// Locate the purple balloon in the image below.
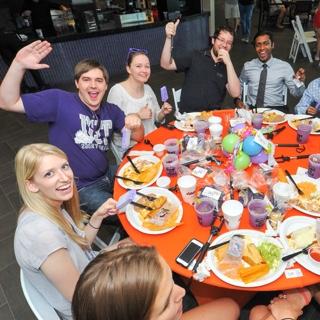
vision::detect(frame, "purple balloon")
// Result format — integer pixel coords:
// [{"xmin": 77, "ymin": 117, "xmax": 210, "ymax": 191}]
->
[{"xmin": 250, "ymin": 150, "xmax": 268, "ymax": 164}]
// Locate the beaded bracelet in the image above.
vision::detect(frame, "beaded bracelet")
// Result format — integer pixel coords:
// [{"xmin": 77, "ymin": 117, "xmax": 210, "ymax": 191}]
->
[{"xmin": 88, "ymin": 221, "xmax": 99, "ymax": 229}]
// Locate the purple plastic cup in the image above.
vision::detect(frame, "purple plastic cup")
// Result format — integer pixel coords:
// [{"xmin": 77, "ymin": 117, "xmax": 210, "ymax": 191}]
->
[
  {"xmin": 252, "ymin": 114, "xmax": 263, "ymax": 129},
  {"xmin": 162, "ymin": 154, "xmax": 179, "ymax": 177},
  {"xmin": 248, "ymin": 199, "xmax": 268, "ymax": 228},
  {"xmin": 308, "ymin": 154, "xmax": 320, "ymax": 179},
  {"xmin": 297, "ymin": 124, "xmax": 312, "ymax": 143},
  {"xmin": 194, "ymin": 197, "xmax": 216, "ymax": 226},
  {"xmin": 164, "ymin": 138, "xmax": 179, "ymax": 155},
  {"xmin": 194, "ymin": 120, "xmax": 209, "ymax": 134}
]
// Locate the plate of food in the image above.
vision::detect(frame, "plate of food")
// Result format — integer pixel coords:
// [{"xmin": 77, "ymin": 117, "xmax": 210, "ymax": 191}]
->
[
  {"xmin": 117, "ymin": 155, "xmax": 163, "ymax": 190},
  {"xmin": 279, "ymin": 216, "xmax": 320, "ymax": 275},
  {"xmin": 125, "ymin": 187, "xmax": 183, "ymax": 234},
  {"xmin": 287, "ymin": 115, "xmax": 320, "ymax": 135},
  {"xmin": 257, "ymin": 109, "xmax": 287, "ymax": 125},
  {"xmin": 207, "ymin": 229, "xmax": 286, "ymax": 287},
  {"xmin": 287, "ymin": 175, "xmax": 320, "ymax": 217},
  {"xmin": 174, "ymin": 112, "xmax": 201, "ymax": 132}
]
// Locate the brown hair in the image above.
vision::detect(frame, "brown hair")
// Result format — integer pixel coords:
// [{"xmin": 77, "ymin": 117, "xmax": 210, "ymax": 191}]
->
[
  {"xmin": 15, "ymin": 143, "xmax": 89, "ymax": 248},
  {"xmin": 72, "ymin": 246, "xmax": 163, "ymax": 320},
  {"xmin": 126, "ymin": 48, "xmax": 149, "ymax": 67},
  {"xmin": 74, "ymin": 59, "xmax": 109, "ymax": 83}
]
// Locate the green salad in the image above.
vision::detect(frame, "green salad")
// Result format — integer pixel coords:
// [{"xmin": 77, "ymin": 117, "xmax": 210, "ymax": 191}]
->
[{"xmin": 257, "ymin": 241, "xmax": 282, "ymax": 269}]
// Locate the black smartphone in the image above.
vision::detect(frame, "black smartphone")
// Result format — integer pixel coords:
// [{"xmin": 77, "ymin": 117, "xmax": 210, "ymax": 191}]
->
[{"xmin": 176, "ymin": 238, "xmax": 203, "ymax": 268}]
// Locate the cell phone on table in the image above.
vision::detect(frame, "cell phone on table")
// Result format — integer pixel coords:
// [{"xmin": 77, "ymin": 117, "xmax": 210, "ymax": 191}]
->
[{"xmin": 176, "ymin": 238, "xmax": 203, "ymax": 268}]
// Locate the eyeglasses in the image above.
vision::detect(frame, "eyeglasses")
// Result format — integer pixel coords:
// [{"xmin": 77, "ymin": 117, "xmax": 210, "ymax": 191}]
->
[
  {"xmin": 215, "ymin": 37, "xmax": 233, "ymax": 47},
  {"xmin": 127, "ymin": 47, "xmax": 148, "ymax": 63}
]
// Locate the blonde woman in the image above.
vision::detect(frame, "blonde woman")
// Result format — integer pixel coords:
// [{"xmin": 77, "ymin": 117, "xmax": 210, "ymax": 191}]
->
[
  {"xmin": 72, "ymin": 246, "xmax": 240, "ymax": 320},
  {"xmin": 14, "ymin": 143, "xmax": 123, "ymax": 319}
]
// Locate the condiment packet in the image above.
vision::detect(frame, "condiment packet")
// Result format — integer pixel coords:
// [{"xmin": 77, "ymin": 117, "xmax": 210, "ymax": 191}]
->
[
  {"xmin": 192, "ymin": 257, "xmax": 211, "ymax": 282},
  {"xmin": 284, "ymin": 268, "xmax": 303, "ymax": 278}
]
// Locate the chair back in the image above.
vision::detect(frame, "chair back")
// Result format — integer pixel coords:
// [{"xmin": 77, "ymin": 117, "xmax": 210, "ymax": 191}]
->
[
  {"xmin": 20, "ymin": 269, "xmax": 60, "ymax": 320},
  {"xmin": 172, "ymin": 88, "xmax": 182, "ymax": 119}
]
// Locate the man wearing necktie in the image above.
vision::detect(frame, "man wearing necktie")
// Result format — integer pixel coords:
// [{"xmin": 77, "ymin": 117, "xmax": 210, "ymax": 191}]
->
[{"xmin": 235, "ymin": 31, "xmax": 306, "ymax": 113}]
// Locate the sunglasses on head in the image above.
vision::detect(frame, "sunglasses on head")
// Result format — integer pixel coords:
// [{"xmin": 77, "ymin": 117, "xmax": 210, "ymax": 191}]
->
[{"xmin": 127, "ymin": 47, "xmax": 149, "ymax": 63}]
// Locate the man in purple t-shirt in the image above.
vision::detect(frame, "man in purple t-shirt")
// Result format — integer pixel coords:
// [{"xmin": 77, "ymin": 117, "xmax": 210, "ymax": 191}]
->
[{"xmin": 0, "ymin": 40, "xmax": 144, "ymax": 214}]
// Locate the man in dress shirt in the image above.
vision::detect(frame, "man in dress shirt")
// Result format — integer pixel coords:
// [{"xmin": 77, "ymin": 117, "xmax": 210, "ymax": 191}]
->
[
  {"xmin": 295, "ymin": 79, "xmax": 320, "ymax": 115},
  {"xmin": 235, "ymin": 30, "xmax": 306, "ymax": 113},
  {"xmin": 160, "ymin": 21, "xmax": 240, "ymax": 113}
]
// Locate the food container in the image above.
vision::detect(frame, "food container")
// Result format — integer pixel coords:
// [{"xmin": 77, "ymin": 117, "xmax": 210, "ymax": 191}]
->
[
  {"xmin": 156, "ymin": 176, "xmax": 171, "ymax": 189},
  {"xmin": 308, "ymin": 246, "xmax": 320, "ymax": 265}
]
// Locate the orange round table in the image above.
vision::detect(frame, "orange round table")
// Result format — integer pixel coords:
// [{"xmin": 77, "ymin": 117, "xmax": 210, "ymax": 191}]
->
[{"xmin": 114, "ymin": 110, "xmax": 320, "ymax": 292}]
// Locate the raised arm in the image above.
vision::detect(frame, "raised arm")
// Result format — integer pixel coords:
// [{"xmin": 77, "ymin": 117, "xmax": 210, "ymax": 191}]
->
[
  {"xmin": 125, "ymin": 113, "xmax": 144, "ymax": 142},
  {"xmin": 160, "ymin": 20, "xmax": 179, "ymax": 70},
  {"xmin": 0, "ymin": 40, "xmax": 52, "ymax": 112}
]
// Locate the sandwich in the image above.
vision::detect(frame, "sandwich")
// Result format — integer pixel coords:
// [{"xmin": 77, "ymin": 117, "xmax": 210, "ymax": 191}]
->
[{"xmin": 287, "ymin": 225, "xmax": 316, "ymax": 249}]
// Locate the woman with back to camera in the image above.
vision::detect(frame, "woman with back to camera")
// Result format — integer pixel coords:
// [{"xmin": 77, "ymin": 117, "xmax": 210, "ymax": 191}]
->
[
  {"xmin": 107, "ymin": 48, "xmax": 172, "ymax": 154},
  {"xmin": 14, "ymin": 143, "xmax": 126, "ymax": 319},
  {"xmin": 72, "ymin": 245, "xmax": 240, "ymax": 320}
]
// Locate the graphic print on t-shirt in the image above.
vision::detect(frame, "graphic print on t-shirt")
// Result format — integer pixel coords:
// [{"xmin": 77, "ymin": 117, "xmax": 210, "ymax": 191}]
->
[{"xmin": 74, "ymin": 113, "xmax": 112, "ymax": 151}]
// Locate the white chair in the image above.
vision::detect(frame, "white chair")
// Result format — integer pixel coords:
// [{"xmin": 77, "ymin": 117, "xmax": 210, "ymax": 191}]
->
[
  {"xmin": 289, "ymin": 16, "xmax": 316, "ymax": 63},
  {"xmin": 20, "ymin": 269, "xmax": 60, "ymax": 320},
  {"xmin": 172, "ymin": 88, "xmax": 182, "ymax": 118},
  {"xmin": 242, "ymin": 82, "xmax": 288, "ymax": 107}
]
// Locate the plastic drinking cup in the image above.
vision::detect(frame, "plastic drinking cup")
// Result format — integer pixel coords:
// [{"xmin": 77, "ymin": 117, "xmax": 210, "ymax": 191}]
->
[
  {"xmin": 297, "ymin": 124, "xmax": 312, "ymax": 143},
  {"xmin": 164, "ymin": 138, "xmax": 179, "ymax": 155},
  {"xmin": 177, "ymin": 175, "xmax": 197, "ymax": 205},
  {"xmin": 307, "ymin": 154, "xmax": 320, "ymax": 179},
  {"xmin": 272, "ymin": 182, "xmax": 293, "ymax": 207},
  {"xmin": 208, "ymin": 116, "xmax": 222, "ymax": 125},
  {"xmin": 252, "ymin": 113, "xmax": 263, "ymax": 129},
  {"xmin": 221, "ymin": 200, "xmax": 244, "ymax": 230},
  {"xmin": 194, "ymin": 197, "xmax": 216, "ymax": 226},
  {"xmin": 194, "ymin": 120, "xmax": 208, "ymax": 134},
  {"xmin": 248, "ymin": 199, "xmax": 268, "ymax": 228},
  {"xmin": 209, "ymin": 123, "xmax": 223, "ymax": 138},
  {"xmin": 153, "ymin": 144, "xmax": 166, "ymax": 157},
  {"xmin": 162, "ymin": 154, "xmax": 179, "ymax": 177}
]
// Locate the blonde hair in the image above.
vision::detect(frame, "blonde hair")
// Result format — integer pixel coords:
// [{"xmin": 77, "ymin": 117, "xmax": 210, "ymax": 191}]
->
[
  {"xmin": 15, "ymin": 143, "xmax": 89, "ymax": 248},
  {"xmin": 72, "ymin": 246, "xmax": 163, "ymax": 320}
]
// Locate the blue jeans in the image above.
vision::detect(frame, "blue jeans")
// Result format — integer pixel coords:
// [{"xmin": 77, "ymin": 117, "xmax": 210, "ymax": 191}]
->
[
  {"xmin": 239, "ymin": 4, "xmax": 254, "ymax": 39},
  {"xmin": 78, "ymin": 165, "xmax": 117, "ymax": 215}
]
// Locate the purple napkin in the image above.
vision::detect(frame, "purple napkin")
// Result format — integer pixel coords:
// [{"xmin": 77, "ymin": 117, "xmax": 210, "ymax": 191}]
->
[
  {"xmin": 116, "ymin": 190, "xmax": 136, "ymax": 210},
  {"xmin": 160, "ymin": 86, "xmax": 169, "ymax": 102}
]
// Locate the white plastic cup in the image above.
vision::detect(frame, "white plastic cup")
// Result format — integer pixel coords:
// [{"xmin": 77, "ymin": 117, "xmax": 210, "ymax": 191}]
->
[
  {"xmin": 272, "ymin": 182, "xmax": 293, "ymax": 206},
  {"xmin": 221, "ymin": 200, "xmax": 244, "ymax": 230},
  {"xmin": 153, "ymin": 144, "xmax": 166, "ymax": 157},
  {"xmin": 208, "ymin": 116, "xmax": 222, "ymax": 125},
  {"xmin": 209, "ymin": 124, "xmax": 223, "ymax": 138},
  {"xmin": 177, "ymin": 175, "xmax": 197, "ymax": 205}
]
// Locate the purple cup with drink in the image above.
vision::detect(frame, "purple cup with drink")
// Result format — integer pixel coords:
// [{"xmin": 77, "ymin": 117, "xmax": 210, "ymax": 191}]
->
[
  {"xmin": 248, "ymin": 199, "xmax": 268, "ymax": 228},
  {"xmin": 194, "ymin": 197, "xmax": 216, "ymax": 226},
  {"xmin": 297, "ymin": 123, "xmax": 312, "ymax": 143},
  {"xmin": 252, "ymin": 113, "xmax": 263, "ymax": 129},
  {"xmin": 308, "ymin": 154, "xmax": 320, "ymax": 179},
  {"xmin": 162, "ymin": 154, "xmax": 179, "ymax": 177},
  {"xmin": 164, "ymin": 138, "xmax": 179, "ymax": 155},
  {"xmin": 194, "ymin": 120, "xmax": 209, "ymax": 134}
]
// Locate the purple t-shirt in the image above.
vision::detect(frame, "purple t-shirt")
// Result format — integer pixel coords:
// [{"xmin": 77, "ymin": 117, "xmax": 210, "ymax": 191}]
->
[{"xmin": 22, "ymin": 89, "xmax": 125, "ymax": 189}]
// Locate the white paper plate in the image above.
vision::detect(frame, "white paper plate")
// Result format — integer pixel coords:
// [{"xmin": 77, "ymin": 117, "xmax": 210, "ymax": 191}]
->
[
  {"xmin": 207, "ymin": 229, "xmax": 287, "ymax": 288},
  {"xmin": 174, "ymin": 112, "xmax": 201, "ymax": 132},
  {"xmin": 287, "ymin": 115, "xmax": 320, "ymax": 135},
  {"xmin": 279, "ymin": 216, "xmax": 320, "ymax": 275},
  {"xmin": 125, "ymin": 187, "xmax": 183, "ymax": 234},
  {"xmin": 257, "ymin": 108, "xmax": 287, "ymax": 125},
  {"xmin": 286, "ymin": 175, "xmax": 320, "ymax": 217},
  {"xmin": 117, "ymin": 155, "xmax": 163, "ymax": 190}
]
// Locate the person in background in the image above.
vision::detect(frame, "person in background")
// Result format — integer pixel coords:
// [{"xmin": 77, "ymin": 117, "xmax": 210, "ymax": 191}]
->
[
  {"xmin": 224, "ymin": 0, "xmax": 240, "ymax": 34},
  {"xmin": 239, "ymin": 0, "xmax": 254, "ymax": 43},
  {"xmin": 72, "ymin": 245, "xmax": 240, "ymax": 320},
  {"xmin": 0, "ymin": 40, "xmax": 144, "ymax": 215},
  {"xmin": 295, "ymin": 77, "xmax": 320, "ymax": 115},
  {"xmin": 269, "ymin": 0, "xmax": 288, "ymax": 30},
  {"xmin": 107, "ymin": 48, "xmax": 172, "ymax": 155},
  {"xmin": 0, "ymin": 0, "xmax": 49, "ymax": 92},
  {"xmin": 14, "ymin": 143, "xmax": 130, "ymax": 320},
  {"xmin": 313, "ymin": 1, "xmax": 320, "ymax": 62},
  {"xmin": 235, "ymin": 30, "xmax": 305, "ymax": 113},
  {"xmin": 160, "ymin": 20, "xmax": 240, "ymax": 113}
]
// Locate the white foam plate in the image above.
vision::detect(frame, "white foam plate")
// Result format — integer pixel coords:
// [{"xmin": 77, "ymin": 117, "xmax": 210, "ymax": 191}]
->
[{"xmin": 174, "ymin": 112, "xmax": 201, "ymax": 132}]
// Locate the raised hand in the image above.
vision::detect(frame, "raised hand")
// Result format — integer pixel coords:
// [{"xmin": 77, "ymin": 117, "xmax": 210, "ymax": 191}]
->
[
  {"xmin": 14, "ymin": 40, "xmax": 52, "ymax": 70},
  {"xmin": 90, "ymin": 198, "xmax": 119, "ymax": 228},
  {"xmin": 125, "ymin": 113, "xmax": 142, "ymax": 129},
  {"xmin": 160, "ymin": 102, "xmax": 173, "ymax": 115},
  {"xmin": 138, "ymin": 104, "xmax": 152, "ymax": 120},
  {"xmin": 165, "ymin": 19, "xmax": 180, "ymax": 38},
  {"xmin": 294, "ymin": 67, "xmax": 305, "ymax": 82}
]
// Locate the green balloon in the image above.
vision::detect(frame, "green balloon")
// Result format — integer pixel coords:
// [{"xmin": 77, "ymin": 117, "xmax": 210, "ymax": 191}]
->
[
  {"xmin": 234, "ymin": 151, "xmax": 250, "ymax": 170},
  {"xmin": 222, "ymin": 134, "xmax": 240, "ymax": 153}
]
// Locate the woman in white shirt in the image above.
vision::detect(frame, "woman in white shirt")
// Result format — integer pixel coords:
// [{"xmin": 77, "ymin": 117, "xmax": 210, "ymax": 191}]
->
[{"xmin": 107, "ymin": 48, "xmax": 172, "ymax": 153}]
